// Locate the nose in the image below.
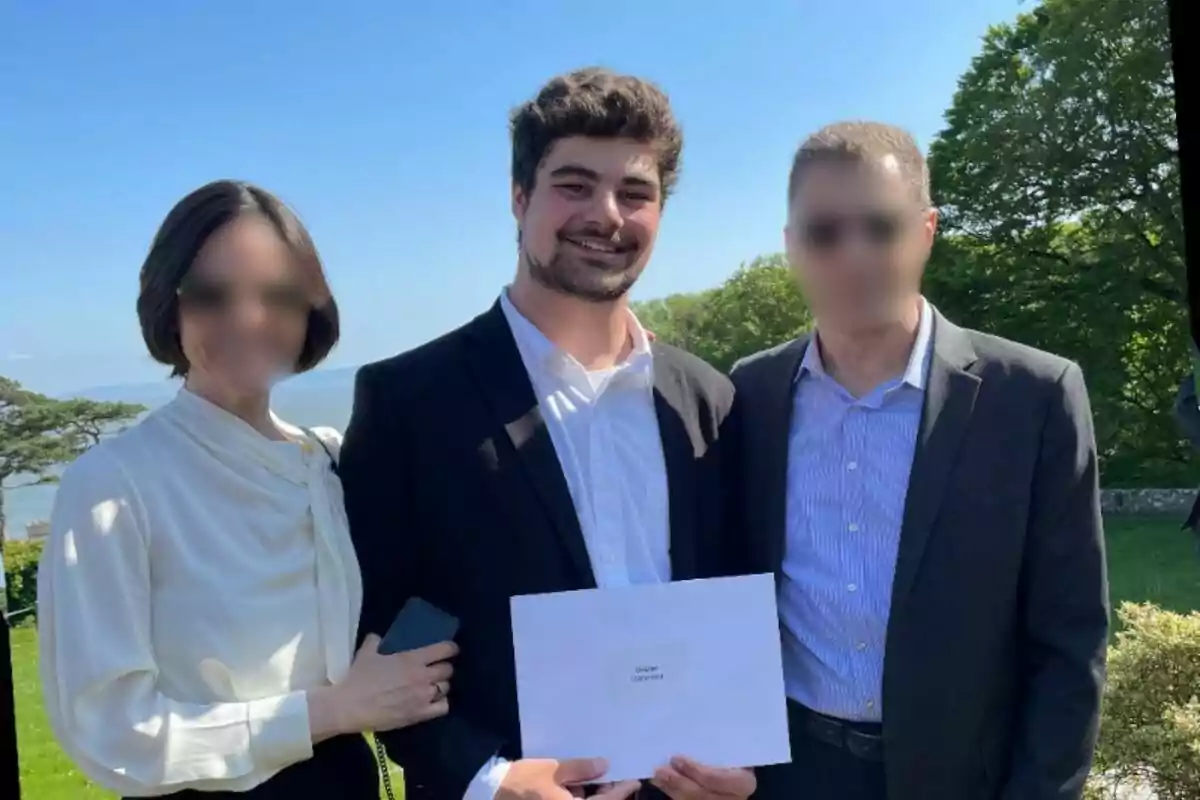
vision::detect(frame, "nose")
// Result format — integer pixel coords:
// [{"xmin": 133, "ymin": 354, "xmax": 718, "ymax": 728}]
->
[
  {"xmin": 833, "ymin": 223, "xmax": 881, "ymax": 265},
  {"xmin": 226, "ymin": 294, "xmax": 270, "ymax": 330},
  {"xmin": 584, "ymin": 188, "xmax": 624, "ymax": 232}
]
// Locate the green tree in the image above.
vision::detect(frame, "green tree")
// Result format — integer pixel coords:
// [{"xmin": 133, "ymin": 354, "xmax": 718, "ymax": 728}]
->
[
  {"xmin": 685, "ymin": 255, "xmax": 811, "ymax": 371},
  {"xmin": 634, "ymin": 255, "xmax": 812, "ymax": 371},
  {"xmin": 0, "ymin": 376, "xmax": 144, "ymax": 547},
  {"xmin": 930, "ymin": 0, "xmax": 1179, "ymax": 294},
  {"xmin": 635, "ymin": 286, "xmax": 718, "ymax": 356},
  {"xmin": 926, "ymin": 0, "xmax": 1188, "ymax": 485}
]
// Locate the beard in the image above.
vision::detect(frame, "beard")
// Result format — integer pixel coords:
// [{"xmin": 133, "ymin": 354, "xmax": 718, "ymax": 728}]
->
[{"xmin": 523, "ymin": 233, "xmax": 645, "ymax": 303}]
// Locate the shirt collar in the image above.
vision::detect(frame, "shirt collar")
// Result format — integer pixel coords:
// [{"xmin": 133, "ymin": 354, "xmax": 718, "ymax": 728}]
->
[
  {"xmin": 499, "ymin": 289, "xmax": 654, "ymax": 388},
  {"xmin": 799, "ymin": 296, "xmax": 933, "ymax": 390}
]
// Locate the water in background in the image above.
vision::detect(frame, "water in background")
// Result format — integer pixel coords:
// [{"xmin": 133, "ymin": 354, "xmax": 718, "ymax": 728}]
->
[{"xmin": 2, "ymin": 371, "xmax": 356, "ymax": 540}]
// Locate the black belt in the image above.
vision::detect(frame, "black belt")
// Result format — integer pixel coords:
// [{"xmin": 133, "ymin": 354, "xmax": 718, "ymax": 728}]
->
[{"xmin": 791, "ymin": 702, "xmax": 885, "ymax": 762}]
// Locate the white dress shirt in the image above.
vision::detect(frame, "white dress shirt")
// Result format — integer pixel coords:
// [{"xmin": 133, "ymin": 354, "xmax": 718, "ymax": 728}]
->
[
  {"xmin": 37, "ymin": 388, "xmax": 362, "ymax": 796},
  {"xmin": 463, "ymin": 291, "xmax": 671, "ymax": 800}
]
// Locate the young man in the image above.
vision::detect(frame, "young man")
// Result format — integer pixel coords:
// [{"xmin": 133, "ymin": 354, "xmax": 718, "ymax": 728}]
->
[
  {"xmin": 339, "ymin": 68, "xmax": 754, "ymax": 800},
  {"xmin": 727, "ymin": 122, "xmax": 1109, "ymax": 800}
]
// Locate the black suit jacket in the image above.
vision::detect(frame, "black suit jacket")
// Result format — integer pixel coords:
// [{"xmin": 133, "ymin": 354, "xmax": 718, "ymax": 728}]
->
[
  {"xmin": 339, "ymin": 301, "xmax": 736, "ymax": 800},
  {"xmin": 727, "ymin": 310, "xmax": 1108, "ymax": 800}
]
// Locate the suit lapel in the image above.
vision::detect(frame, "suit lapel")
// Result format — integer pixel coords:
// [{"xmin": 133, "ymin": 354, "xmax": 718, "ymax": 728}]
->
[
  {"xmin": 651, "ymin": 348, "xmax": 699, "ymax": 581},
  {"xmin": 763, "ymin": 339, "xmax": 808, "ymax": 573},
  {"xmin": 889, "ymin": 311, "xmax": 980, "ymax": 615},
  {"xmin": 463, "ymin": 301, "xmax": 597, "ymax": 588}
]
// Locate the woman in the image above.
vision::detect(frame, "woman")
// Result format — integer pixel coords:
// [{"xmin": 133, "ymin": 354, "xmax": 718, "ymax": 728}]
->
[{"xmin": 37, "ymin": 180, "xmax": 454, "ymax": 798}]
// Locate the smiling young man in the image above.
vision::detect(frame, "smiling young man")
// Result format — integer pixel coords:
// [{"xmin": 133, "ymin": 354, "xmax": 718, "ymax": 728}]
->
[
  {"xmin": 727, "ymin": 122, "xmax": 1109, "ymax": 800},
  {"xmin": 338, "ymin": 68, "xmax": 754, "ymax": 800}
]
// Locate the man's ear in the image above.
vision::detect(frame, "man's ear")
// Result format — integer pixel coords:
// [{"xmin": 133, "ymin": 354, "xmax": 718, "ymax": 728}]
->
[
  {"xmin": 511, "ymin": 183, "xmax": 527, "ymax": 223},
  {"xmin": 784, "ymin": 222, "xmax": 800, "ymax": 265},
  {"xmin": 922, "ymin": 207, "xmax": 939, "ymax": 247}
]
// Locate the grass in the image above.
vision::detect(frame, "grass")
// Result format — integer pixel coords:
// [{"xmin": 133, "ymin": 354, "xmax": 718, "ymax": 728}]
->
[
  {"xmin": 1103, "ymin": 516, "xmax": 1199, "ymax": 622},
  {"xmin": 11, "ymin": 516, "xmax": 1199, "ymax": 798}
]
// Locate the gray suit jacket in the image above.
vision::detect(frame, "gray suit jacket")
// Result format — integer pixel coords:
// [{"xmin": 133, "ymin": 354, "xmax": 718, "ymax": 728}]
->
[{"xmin": 726, "ymin": 310, "xmax": 1108, "ymax": 800}]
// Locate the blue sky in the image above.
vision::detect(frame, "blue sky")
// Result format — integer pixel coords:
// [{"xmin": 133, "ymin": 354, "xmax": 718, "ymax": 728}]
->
[{"xmin": 0, "ymin": 0, "xmax": 1025, "ymax": 395}]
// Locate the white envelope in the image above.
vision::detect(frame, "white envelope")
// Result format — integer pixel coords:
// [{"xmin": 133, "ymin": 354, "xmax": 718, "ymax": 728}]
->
[{"xmin": 510, "ymin": 573, "xmax": 792, "ymax": 783}]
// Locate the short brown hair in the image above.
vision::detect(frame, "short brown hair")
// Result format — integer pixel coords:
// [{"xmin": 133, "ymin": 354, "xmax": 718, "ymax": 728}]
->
[
  {"xmin": 788, "ymin": 121, "xmax": 930, "ymax": 207},
  {"xmin": 137, "ymin": 180, "xmax": 339, "ymax": 377},
  {"xmin": 509, "ymin": 66, "xmax": 683, "ymax": 202}
]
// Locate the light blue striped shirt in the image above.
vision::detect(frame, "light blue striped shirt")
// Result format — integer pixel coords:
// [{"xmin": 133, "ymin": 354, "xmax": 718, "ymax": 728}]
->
[{"xmin": 780, "ymin": 299, "xmax": 933, "ymax": 722}]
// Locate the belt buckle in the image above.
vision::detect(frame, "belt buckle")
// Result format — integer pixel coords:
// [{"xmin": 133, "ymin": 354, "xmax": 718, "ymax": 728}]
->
[
  {"xmin": 805, "ymin": 712, "xmax": 846, "ymax": 749},
  {"xmin": 845, "ymin": 728, "xmax": 884, "ymax": 761}
]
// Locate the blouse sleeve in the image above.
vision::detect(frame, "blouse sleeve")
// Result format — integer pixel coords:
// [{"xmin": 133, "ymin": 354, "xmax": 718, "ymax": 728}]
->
[{"xmin": 37, "ymin": 447, "xmax": 314, "ymax": 796}]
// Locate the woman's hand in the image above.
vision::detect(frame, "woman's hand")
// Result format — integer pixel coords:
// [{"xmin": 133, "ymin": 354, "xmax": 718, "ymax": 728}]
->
[{"xmin": 308, "ymin": 634, "xmax": 457, "ymax": 741}]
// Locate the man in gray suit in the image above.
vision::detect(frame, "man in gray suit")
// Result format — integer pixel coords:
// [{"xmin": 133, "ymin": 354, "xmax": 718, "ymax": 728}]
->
[{"xmin": 726, "ymin": 122, "xmax": 1109, "ymax": 800}]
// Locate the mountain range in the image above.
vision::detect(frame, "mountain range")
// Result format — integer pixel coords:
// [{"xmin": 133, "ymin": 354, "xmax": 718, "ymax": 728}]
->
[{"xmin": 62, "ymin": 365, "xmax": 361, "ymax": 409}]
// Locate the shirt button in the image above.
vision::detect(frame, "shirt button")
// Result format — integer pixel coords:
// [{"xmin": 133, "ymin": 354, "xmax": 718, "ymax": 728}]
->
[
  {"xmin": 847, "ymin": 461, "xmax": 858, "ymax": 471},
  {"xmin": 848, "ymin": 523, "xmax": 860, "ymax": 532},
  {"xmin": 866, "ymin": 700, "xmax": 876, "ymax": 710},
  {"xmin": 856, "ymin": 642, "xmax": 867, "ymax": 651},
  {"xmin": 847, "ymin": 584, "xmax": 858, "ymax": 593}
]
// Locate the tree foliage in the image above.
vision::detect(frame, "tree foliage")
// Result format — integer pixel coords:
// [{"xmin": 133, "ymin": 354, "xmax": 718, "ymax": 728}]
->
[
  {"xmin": 0, "ymin": 375, "xmax": 144, "ymax": 544},
  {"xmin": 2, "ymin": 539, "xmax": 43, "ymax": 621},
  {"xmin": 1084, "ymin": 603, "xmax": 1200, "ymax": 799},
  {"xmin": 929, "ymin": 0, "xmax": 1180, "ymax": 298},
  {"xmin": 925, "ymin": 0, "xmax": 1188, "ymax": 485},
  {"xmin": 634, "ymin": 255, "xmax": 811, "ymax": 373}
]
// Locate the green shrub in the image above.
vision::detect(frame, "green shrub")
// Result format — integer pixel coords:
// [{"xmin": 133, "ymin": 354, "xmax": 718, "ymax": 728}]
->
[
  {"xmin": 3, "ymin": 538, "xmax": 44, "ymax": 625},
  {"xmin": 1086, "ymin": 602, "xmax": 1200, "ymax": 799}
]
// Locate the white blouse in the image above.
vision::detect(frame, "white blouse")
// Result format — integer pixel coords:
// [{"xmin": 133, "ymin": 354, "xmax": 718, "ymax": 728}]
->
[{"xmin": 37, "ymin": 388, "xmax": 363, "ymax": 796}]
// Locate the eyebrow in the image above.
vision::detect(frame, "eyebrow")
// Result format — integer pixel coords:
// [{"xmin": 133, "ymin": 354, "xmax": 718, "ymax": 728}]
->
[{"xmin": 548, "ymin": 164, "xmax": 658, "ymax": 190}]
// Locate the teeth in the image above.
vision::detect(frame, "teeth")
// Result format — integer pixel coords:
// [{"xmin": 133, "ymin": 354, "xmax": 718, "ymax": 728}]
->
[{"xmin": 567, "ymin": 237, "xmax": 619, "ymax": 253}]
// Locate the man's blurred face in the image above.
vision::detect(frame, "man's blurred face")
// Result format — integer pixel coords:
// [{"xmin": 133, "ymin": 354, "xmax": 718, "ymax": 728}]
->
[{"xmin": 785, "ymin": 155, "xmax": 936, "ymax": 332}]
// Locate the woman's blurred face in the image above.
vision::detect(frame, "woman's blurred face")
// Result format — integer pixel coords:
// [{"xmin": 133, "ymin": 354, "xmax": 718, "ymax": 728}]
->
[{"xmin": 176, "ymin": 215, "xmax": 311, "ymax": 398}]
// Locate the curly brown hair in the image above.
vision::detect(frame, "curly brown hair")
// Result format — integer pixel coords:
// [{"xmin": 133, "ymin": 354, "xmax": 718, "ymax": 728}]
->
[
  {"xmin": 788, "ymin": 121, "xmax": 930, "ymax": 208},
  {"xmin": 509, "ymin": 67, "xmax": 683, "ymax": 203}
]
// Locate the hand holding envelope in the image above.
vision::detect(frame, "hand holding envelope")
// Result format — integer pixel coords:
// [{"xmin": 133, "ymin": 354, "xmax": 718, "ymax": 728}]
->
[
  {"xmin": 584, "ymin": 755, "xmax": 754, "ymax": 800},
  {"xmin": 510, "ymin": 575, "xmax": 790, "ymax": 791},
  {"xmin": 496, "ymin": 757, "xmax": 639, "ymax": 799},
  {"xmin": 649, "ymin": 757, "xmax": 756, "ymax": 799}
]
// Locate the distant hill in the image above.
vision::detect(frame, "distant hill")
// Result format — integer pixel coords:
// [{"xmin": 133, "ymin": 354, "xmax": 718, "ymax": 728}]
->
[
  {"xmin": 60, "ymin": 365, "xmax": 361, "ymax": 408},
  {"xmin": 4, "ymin": 366, "xmax": 363, "ymax": 539}
]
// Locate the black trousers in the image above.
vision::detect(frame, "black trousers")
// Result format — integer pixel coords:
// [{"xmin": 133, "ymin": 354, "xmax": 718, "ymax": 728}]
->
[
  {"xmin": 130, "ymin": 733, "xmax": 379, "ymax": 799},
  {"xmin": 754, "ymin": 700, "xmax": 887, "ymax": 800}
]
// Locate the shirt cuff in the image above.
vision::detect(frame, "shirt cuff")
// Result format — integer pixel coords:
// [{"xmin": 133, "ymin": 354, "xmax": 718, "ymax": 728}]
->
[
  {"xmin": 464, "ymin": 754, "xmax": 512, "ymax": 800},
  {"xmin": 246, "ymin": 690, "xmax": 314, "ymax": 771}
]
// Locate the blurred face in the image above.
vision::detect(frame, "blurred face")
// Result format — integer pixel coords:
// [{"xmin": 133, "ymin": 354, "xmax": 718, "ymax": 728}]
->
[
  {"xmin": 176, "ymin": 215, "xmax": 311, "ymax": 397},
  {"xmin": 785, "ymin": 155, "xmax": 936, "ymax": 332},
  {"xmin": 513, "ymin": 136, "xmax": 663, "ymax": 303}
]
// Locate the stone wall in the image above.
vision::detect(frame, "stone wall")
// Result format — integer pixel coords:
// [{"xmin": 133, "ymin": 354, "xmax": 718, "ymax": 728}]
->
[{"xmin": 1101, "ymin": 488, "xmax": 1196, "ymax": 517}]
